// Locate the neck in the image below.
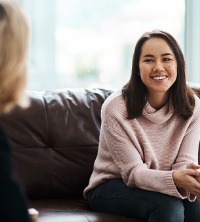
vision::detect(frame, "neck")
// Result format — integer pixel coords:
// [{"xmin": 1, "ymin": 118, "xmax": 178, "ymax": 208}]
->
[{"xmin": 147, "ymin": 92, "xmax": 169, "ymax": 110}]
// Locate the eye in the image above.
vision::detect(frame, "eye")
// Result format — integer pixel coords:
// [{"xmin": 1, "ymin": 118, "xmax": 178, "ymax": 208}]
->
[
  {"xmin": 143, "ymin": 59, "xmax": 153, "ymax": 63},
  {"xmin": 163, "ymin": 58, "xmax": 172, "ymax": 62}
]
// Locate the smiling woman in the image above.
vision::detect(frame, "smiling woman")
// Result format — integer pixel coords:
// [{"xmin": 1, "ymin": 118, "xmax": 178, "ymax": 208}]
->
[
  {"xmin": 19, "ymin": 0, "xmax": 185, "ymax": 90},
  {"xmin": 84, "ymin": 29, "xmax": 200, "ymax": 222}
]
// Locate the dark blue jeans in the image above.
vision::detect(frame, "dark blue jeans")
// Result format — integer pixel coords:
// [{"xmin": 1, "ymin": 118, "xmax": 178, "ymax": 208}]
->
[{"xmin": 87, "ymin": 179, "xmax": 200, "ymax": 222}]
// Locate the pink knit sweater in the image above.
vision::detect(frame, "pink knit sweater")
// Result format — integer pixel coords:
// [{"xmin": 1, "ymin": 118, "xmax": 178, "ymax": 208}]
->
[{"xmin": 84, "ymin": 91, "xmax": 200, "ymax": 201}]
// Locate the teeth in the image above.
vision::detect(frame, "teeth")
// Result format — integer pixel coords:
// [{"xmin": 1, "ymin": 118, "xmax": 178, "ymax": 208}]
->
[{"xmin": 152, "ymin": 76, "xmax": 167, "ymax": 80}]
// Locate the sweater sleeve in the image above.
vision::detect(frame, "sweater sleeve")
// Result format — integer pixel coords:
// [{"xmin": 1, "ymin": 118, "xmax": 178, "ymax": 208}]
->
[
  {"xmin": 102, "ymin": 111, "xmax": 186, "ymax": 199},
  {"xmin": 172, "ymin": 96, "xmax": 200, "ymax": 201}
]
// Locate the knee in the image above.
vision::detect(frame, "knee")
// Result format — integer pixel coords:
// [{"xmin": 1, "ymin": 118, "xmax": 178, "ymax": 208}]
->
[{"xmin": 149, "ymin": 196, "xmax": 184, "ymax": 222}]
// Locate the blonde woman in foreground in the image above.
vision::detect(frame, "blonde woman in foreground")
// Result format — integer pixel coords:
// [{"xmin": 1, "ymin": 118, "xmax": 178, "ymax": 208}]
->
[{"xmin": 0, "ymin": 0, "xmax": 31, "ymax": 221}]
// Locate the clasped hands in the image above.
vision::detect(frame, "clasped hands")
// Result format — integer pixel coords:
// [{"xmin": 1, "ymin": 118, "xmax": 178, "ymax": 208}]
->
[{"xmin": 172, "ymin": 163, "xmax": 200, "ymax": 197}]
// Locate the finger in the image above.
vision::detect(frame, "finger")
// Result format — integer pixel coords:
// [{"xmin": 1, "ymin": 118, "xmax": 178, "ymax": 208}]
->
[
  {"xmin": 195, "ymin": 176, "xmax": 200, "ymax": 183},
  {"xmin": 188, "ymin": 180, "xmax": 200, "ymax": 196},
  {"xmin": 191, "ymin": 187, "xmax": 200, "ymax": 197},
  {"xmin": 187, "ymin": 162, "xmax": 200, "ymax": 170},
  {"xmin": 193, "ymin": 165, "xmax": 200, "ymax": 170},
  {"xmin": 187, "ymin": 169, "xmax": 200, "ymax": 177}
]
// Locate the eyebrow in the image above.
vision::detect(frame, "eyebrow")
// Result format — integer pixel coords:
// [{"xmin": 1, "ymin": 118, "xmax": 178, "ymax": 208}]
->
[{"xmin": 143, "ymin": 53, "xmax": 173, "ymax": 58}]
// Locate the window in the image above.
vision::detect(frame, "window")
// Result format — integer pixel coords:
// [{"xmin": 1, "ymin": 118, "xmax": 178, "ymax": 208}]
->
[
  {"xmin": 20, "ymin": 0, "xmax": 185, "ymax": 90},
  {"xmin": 185, "ymin": 0, "xmax": 200, "ymax": 84}
]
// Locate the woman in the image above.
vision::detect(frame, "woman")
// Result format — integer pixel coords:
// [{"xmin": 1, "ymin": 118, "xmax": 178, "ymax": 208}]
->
[
  {"xmin": 0, "ymin": 0, "xmax": 31, "ymax": 221},
  {"xmin": 84, "ymin": 30, "xmax": 200, "ymax": 221}
]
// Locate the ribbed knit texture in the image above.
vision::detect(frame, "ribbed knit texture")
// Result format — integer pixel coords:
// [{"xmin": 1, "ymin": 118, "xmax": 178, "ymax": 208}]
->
[{"xmin": 84, "ymin": 91, "xmax": 200, "ymax": 201}]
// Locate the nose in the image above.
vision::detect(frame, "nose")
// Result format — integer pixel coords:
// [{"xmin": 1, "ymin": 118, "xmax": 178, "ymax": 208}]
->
[{"xmin": 153, "ymin": 62, "xmax": 165, "ymax": 72}]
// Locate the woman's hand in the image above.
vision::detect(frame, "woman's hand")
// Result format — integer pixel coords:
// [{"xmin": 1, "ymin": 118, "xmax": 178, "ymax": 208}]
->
[
  {"xmin": 172, "ymin": 163, "xmax": 200, "ymax": 197},
  {"xmin": 187, "ymin": 163, "xmax": 200, "ymax": 182}
]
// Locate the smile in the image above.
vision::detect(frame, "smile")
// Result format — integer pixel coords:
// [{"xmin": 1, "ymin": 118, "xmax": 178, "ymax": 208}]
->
[{"xmin": 151, "ymin": 76, "xmax": 168, "ymax": 80}]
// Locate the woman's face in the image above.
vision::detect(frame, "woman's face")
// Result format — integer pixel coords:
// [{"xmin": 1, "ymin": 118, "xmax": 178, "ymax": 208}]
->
[{"xmin": 139, "ymin": 37, "xmax": 177, "ymax": 98}]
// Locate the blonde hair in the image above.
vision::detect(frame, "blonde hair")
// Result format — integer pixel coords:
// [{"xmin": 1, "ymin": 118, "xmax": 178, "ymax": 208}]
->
[{"xmin": 0, "ymin": 0, "xmax": 30, "ymax": 112}]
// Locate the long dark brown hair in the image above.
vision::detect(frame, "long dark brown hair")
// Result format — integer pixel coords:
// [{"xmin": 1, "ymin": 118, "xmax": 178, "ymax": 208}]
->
[{"xmin": 122, "ymin": 30, "xmax": 195, "ymax": 120}]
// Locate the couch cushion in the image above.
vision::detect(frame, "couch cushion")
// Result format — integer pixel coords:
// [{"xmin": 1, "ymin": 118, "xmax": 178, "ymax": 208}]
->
[
  {"xmin": 0, "ymin": 88, "xmax": 113, "ymax": 198},
  {"xmin": 30, "ymin": 199, "xmax": 143, "ymax": 222}
]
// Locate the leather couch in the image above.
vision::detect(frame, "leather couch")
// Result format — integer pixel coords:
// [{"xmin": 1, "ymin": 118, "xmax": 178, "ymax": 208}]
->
[{"xmin": 0, "ymin": 83, "xmax": 200, "ymax": 222}]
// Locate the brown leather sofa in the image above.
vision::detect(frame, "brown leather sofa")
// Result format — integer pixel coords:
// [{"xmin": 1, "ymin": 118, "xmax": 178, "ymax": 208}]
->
[{"xmin": 0, "ymin": 83, "xmax": 200, "ymax": 222}]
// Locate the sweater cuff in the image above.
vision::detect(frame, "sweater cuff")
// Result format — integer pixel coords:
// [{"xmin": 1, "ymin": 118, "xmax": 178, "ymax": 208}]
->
[
  {"xmin": 187, "ymin": 190, "xmax": 196, "ymax": 202},
  {"xmin": 166, "ymin": 172, "xmax": 187, "ymax": 199}
]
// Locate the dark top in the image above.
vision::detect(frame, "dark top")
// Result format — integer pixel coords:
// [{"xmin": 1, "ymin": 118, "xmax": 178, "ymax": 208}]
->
[{"xmin": 0, "ymin": 127, "xmax": 31, "ymax": 222}]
